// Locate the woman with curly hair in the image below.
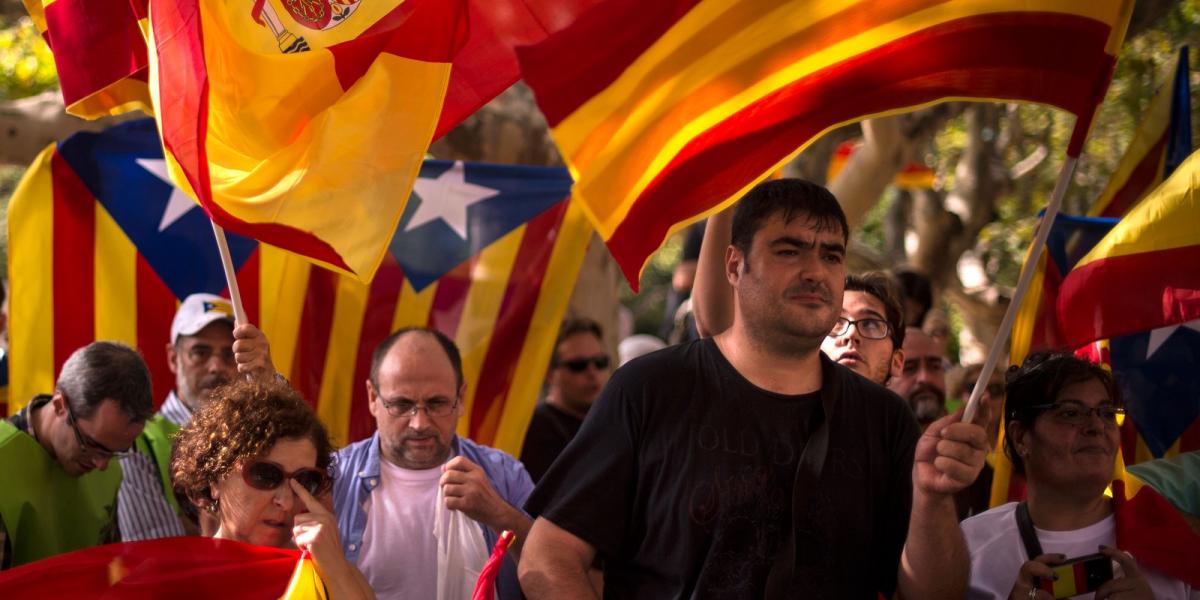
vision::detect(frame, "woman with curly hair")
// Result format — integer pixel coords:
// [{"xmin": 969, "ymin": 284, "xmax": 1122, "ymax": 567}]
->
[{"xmin": 172, "ymin": 379, "xmax": 374, "ymax": 599}]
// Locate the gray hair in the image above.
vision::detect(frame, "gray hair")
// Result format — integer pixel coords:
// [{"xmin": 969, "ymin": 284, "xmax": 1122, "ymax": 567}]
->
[{"xmin": 56, "ymin": 341, "xmax": 154, "ymax": 422}]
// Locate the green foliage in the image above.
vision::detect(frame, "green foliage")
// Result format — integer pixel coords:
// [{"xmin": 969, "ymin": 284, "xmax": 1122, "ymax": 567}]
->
[
  {"xmin": 620, "ymin": 232, "xmax": 682, "ymax": 336},
  {"xmin": 0, "ymin": 16, "xmax": 57, "ymax": 101}
]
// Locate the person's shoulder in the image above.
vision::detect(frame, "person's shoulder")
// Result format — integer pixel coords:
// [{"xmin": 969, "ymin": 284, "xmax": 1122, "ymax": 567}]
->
[
  {"xmin": 332, "ymin": 434, "xmax": 376, "ymax": 475},
  {"xmin": 961, "ymin": 502, "xmax": 1018, "ymax": 551},
  {"xmin": 609, "ymin": 338, "xmax": 709, "ymax": 385},
  {"xmin": 459, "ymin": 436, "xmax": 524, "ymax": 471}
]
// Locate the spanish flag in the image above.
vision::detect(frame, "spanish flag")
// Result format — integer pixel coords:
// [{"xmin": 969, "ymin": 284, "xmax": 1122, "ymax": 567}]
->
[
  {"xmin": 147, "ymin": 0, "xmax": 468, "ymax": 282},
  {"xmin": 1056, "ymin": 148, "xmax": 1200, "ymax": 347},
  {"xmin": 517, "ymin": 0, "xmax": 1133, "ymax": 286}
]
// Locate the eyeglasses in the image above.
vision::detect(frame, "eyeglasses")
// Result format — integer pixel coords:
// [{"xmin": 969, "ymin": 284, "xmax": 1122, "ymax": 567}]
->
[
  {"xmin": 902, "ymin": 356, "xmax": 949, "ymax": 376},
  {"xmin": 64, "ymin": 400, "xmax": 134, "ymax": 460},
  {"xmin": 1030, "ymin": 402, "xmax": 1125, "ymax": 427},
  {"xmin": 381, "ymin": 398, "xmax": 459, "ymax": 419},
  {"xmin": 829, "ymin": 317, "xmax": 891, "ymax": 340},
  {"xmin": 183, "ymin": 344, "xmax": 235, "ymax": 366},
  {"xmin": 556, "ymin": 355, "xmax": 611, "ymax": 373},
  {"xmin": 965, "ymin": 382, "xmax": 1005, "ymax": 398},
  {"xmin": 242, "ymin": 459, "xmax": 331, "ymax": 497}
]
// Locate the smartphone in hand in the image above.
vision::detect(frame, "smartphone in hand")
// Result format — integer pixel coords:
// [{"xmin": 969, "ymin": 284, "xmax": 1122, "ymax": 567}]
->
[{"xmin": 1035, "ymin": 553, "xmax": 1114, "ymax": 599}]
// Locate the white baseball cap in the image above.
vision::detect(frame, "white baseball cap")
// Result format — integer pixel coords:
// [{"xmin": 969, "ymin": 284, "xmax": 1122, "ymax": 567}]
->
[{"xmin": 171, "ymin": 293, "xmax": 236, "ymax": 343}]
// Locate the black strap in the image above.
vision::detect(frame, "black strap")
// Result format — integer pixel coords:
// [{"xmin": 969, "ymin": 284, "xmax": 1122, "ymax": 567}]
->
[
  {"xmin": 1015, "ymin": 501, "xmax": 1045, "ymax": 560},
  {"xmin": 763, "ymin": 358, "xmax": 837, "ymax": 598}
]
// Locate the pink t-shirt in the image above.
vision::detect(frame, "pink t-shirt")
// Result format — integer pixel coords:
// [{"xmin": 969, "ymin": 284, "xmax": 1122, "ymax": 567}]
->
[{"xmin": 356, "ymin": 459, "xmax": 442, "ymax": 600}]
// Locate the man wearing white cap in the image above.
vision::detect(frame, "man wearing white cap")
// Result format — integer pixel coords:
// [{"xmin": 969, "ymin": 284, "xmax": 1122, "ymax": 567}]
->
[{"xmin": 116, "ymin": 293, "xmax": 273, "ymax": 540}]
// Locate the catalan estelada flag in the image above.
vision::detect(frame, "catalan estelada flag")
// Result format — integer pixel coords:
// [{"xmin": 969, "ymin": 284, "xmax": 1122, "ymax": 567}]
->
[
  {"xmin": 0, "ymin": 536, "xmax": 307, "ymax": 597},
  {"xmin": 283, "ymin": 159, "xmax": 592, "ymax": 451},
  {"xmin": 146, "ymin": 0, "xmax": 468, "ymax": 282},
  {"xmin": 1055, "ymin": 149, "xmax": 1200, "ymax": 347},
  {"xmin": 7, "ymin": 119, "xmax": 267, "ymax": 411},
  {"xmin": 7, "ymin": 119, "xmax": 591, "ymax": 456},
  {"xmin": 516, "ymin": 0, "xmax": 1133, "ymax": 286},
  {"xmin": 1089, "ymin": 46, "xmax": 1193, "ymax": 218}
]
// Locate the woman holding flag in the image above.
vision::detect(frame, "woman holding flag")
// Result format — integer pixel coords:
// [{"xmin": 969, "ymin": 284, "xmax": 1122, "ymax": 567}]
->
[
  {"xmin": 961, "ymin": 352, "xmax": 1198, "ymax": 599},
  {"xmin": 172, "ymin": 379, "xmax": 375, "ymax": 599}
]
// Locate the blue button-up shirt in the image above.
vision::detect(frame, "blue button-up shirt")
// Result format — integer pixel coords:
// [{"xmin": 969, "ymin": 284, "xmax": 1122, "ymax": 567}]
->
[{"xmin": 332, "ymin": 432, "xmax": 534, "ymax": 600}]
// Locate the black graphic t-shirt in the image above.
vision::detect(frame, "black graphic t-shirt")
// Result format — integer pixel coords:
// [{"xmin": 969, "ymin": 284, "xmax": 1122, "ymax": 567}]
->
[{"xmin": 525, "ymin": 338, "xmax": 919, "ymax": 599}]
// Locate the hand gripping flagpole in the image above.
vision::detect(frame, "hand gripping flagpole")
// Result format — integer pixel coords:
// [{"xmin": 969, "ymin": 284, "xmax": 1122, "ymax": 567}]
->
[
  {"xmin": 961, "ymin": 152, "xmax": 1079, "ymax": 425},
  {"xmin": 211, "ymin": 221, "xmax": 250, "ymax": 326}
]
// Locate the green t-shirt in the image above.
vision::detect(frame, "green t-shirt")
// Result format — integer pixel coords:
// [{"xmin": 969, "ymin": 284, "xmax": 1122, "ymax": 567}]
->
[{"xmin": 1128, "ymin": 450, "xmax": 1200, "ymax": 517}]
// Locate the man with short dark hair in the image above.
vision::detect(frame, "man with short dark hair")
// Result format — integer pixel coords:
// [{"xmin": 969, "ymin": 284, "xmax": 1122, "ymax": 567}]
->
[
  {"xmin": 333, "ymin": 327, "xmax": 533, "ymax": 600},
  {"xmin": 519, "ymin": 179, "xmax": 989, "ymax": 598},
  {"xmin": 520, "ymin": 317, "xmax": 611, "ymax": 482},
  {"xmin": 0, "ymin": 341, "xmax": 154, "ymax": 569}
]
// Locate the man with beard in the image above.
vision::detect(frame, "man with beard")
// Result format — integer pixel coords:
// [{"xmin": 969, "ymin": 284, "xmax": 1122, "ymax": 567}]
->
[
  {"xmin": 520, "ymin": 318, "xmax": 612, "ymax": 482},
  {"xmin": 519, "ymin": 179, "xmax": 988, "ymax": 598},
  {"xmin": 888, "ymin": 327, "xmax": 949, "ymax": 428},
  {"xmin": 116, "ymin": 294, "xmax": 273, "ymax": 540},
  {"xmin": 333, "ymin": 328, "xmax": 533, "ymax": 600}
]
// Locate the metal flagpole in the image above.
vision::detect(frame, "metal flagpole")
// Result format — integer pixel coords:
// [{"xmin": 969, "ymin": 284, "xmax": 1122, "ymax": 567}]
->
[
  {"xmin": 211, "ymin": 220, "xmax": 250, "ymax": 326},
  {"xmin": 961, "ymin": 153, "xmax": 1080, "ymax": 425}
]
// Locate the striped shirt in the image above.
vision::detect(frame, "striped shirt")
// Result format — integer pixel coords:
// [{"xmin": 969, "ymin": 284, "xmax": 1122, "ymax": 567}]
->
[{"xmin": 116, "ymin": 392, "xmax": 192, "ymax": 541}]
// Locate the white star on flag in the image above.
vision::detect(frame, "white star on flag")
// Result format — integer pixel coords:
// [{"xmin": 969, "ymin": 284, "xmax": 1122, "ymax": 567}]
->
[
  {"xmin": 1145, "ymin": 319, "xmax": 1200, "ymax": 360},
  {"xmin": 136, "ymin": 158, "xmax": 198, "ymax": 232},
  {"xmin": 404, "ymin": 161, "xmax": 499, "ymax": 239}
]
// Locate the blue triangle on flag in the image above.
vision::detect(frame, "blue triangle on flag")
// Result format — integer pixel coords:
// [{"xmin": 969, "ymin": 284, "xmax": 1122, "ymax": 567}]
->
[
  {"xmin": 1112, "ymin": 324, "xmax": 1200, "ymax": 457},
  {"xmin": 56, "ymin": 119, "xmax": 258, "ymax": 300},
  {"xmin": 390, "ymin": 160, "xmax": 572, "ymax": 291}
]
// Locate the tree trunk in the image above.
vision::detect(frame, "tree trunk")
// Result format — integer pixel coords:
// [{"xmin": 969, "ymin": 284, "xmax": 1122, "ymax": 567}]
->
[{"xmin": 0, "ymin": 91, "xmax": 143, "ymax": 166}]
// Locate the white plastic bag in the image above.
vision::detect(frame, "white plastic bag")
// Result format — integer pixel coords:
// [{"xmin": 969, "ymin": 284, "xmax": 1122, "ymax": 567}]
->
[{"xmin": 434, "ymin": 482, "xmax": 492, "ymax": 600}]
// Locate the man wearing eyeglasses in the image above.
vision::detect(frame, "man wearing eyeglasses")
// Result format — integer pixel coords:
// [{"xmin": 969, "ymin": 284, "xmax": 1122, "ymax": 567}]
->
[
  {"xmin": 888, "ymin": 327, "xmax": 950, "ymax": 428},
  {"xmin": 0, "ymin": 341, "xmax": 153, "ymax": 569},
  {"xmin": 520, "ymin": 318, "xmax": 611, "ymax": 482},
  {"xmin": 117, "ymin": 293, "xmax": 274, "ymax": 541},
  {"xmin": 333, "ymin": 327, "xmax": 533, "ymax": 600},
  {"xmin": 819, "ymin": 272, "xmax": 906, "ymax": 386}
]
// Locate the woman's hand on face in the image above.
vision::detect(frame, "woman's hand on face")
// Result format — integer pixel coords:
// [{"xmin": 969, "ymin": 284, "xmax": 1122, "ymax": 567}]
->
[
  {"xmin": 1007, "ymin": 553, "xmax": 1063, "ymax": 600},
  {"xmin": 289, "ymin": 479, "xmax": 343, "ymax": 565},
  {"xmin": 1094, "ymin": 546, "xmax": 1154, "ymax": 600}
]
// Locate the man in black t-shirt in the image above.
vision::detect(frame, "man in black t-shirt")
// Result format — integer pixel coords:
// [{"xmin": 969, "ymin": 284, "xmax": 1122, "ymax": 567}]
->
[
  {"xmin": 520, "ymin": 318, "xmax": 611, "ymax": 482},
  {"xmin": 519, "ymin": 179, "xmax": 989, "ymax": 599}
]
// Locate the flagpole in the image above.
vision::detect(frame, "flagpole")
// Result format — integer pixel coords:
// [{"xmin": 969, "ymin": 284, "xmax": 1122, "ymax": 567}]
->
[
  {"xmin": 211, "ymin": 221, "xmax": 249, "ymax": 325},
  {"xmin": 962, "ymin": 154, "xmax": 1079, "ymax": 425}
]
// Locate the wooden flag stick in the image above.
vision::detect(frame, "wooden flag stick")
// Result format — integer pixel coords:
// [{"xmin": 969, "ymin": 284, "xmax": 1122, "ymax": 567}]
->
[
  {"xmin": 962, "ymin": 154, "xmax": 1080, "ymax": 425},
  {"xmin": 211, "ymin": 221, "xmax": 249, "ymax": 326}
]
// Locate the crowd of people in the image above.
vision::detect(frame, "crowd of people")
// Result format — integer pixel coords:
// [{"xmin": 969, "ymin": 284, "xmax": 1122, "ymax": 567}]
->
[{"xmin": 1, "ymin": 178, "xmax": 1197, "ymax": 599}]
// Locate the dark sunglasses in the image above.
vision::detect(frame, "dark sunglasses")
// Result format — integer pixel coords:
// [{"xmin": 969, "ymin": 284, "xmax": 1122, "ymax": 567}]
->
[
  {"xmin": 242, "ymin": 460, "xmax": 331, "ymax": 497},
  {"xmin": 557, "ymin": 354, "xmax": 610, "ymax": 373}
]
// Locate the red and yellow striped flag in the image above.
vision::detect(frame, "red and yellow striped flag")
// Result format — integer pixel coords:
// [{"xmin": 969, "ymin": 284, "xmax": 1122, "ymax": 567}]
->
[{"xmin": 517, "ymin": 0, "xmax": 1133, "ymax": 286}]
